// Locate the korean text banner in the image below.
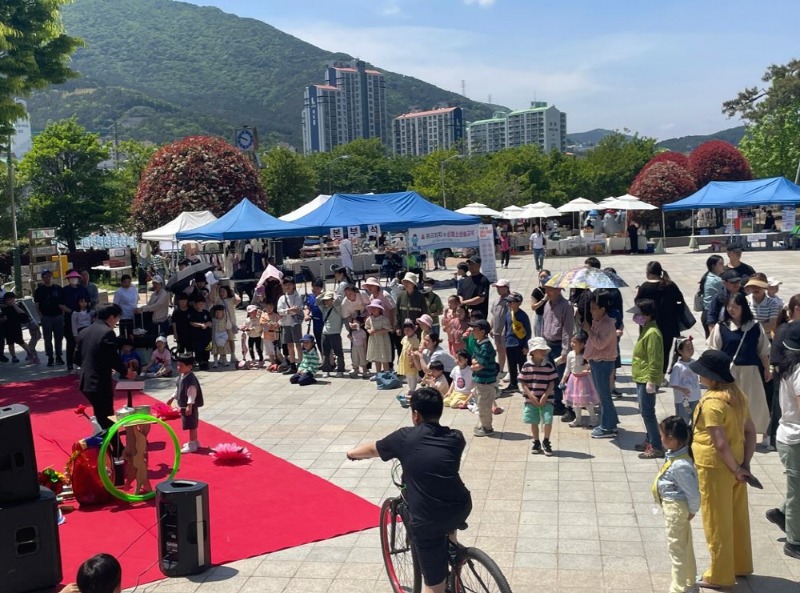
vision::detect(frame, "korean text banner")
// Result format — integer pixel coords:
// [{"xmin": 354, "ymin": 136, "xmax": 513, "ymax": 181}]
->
[{"xmin": 408, "ymin": 225, "xmax": 481, "ymax": 251}]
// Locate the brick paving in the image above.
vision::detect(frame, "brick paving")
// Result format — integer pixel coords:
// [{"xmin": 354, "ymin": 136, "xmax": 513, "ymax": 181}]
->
[{"xmin": 4, "ymin": 246, "xmax": 800, "ymax": 592}]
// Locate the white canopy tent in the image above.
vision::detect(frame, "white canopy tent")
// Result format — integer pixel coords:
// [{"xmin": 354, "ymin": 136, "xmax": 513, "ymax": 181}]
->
[
  {"xmin": 279, "ymin": 194, "xmax": 332, "ymax": 222},
  {"xmin": 557, "ymin": 197, "xmax": 599, "ymax": 213},
  {"xmin": 141, "ymin": 211, "xmax": 218, "ymax": 242},
  {"xmin": 455, "ymin": 202, "xmax": 502, "ymax": 217},
  {"xmin": 605, "ymin": 194, "xmax": 657, "ymax": 211},
  {"xmin": 497, "ymin": 205, "xmax": 525, "ymax": 220},
  {"xmin": 521, "ymin": 202, "xmax": 562, "ymax": 219}
]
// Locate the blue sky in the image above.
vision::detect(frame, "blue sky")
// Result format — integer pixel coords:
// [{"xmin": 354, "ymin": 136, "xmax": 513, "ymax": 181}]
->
[{"xmin": 187, "ymin": 0, "xmax": 799, "ymax": 140}]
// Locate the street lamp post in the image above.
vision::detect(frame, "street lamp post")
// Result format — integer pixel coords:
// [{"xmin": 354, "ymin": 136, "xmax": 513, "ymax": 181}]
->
[
  {"xmin": 326, "ymin": 154, "xmax": 351, "ymax": 195},
  {"xmin": 6, "ymin": 138, "xmax": 22, "ymax": 294},
  {"xmin": 439, "ymin": 154, "xmax": 464, "ymax": 210}
]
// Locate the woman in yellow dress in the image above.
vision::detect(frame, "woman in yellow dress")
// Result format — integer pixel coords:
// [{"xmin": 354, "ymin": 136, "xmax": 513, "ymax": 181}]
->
[{"xmin": 689, "ymin": 350, "xmax": 756, "ymax": 589}]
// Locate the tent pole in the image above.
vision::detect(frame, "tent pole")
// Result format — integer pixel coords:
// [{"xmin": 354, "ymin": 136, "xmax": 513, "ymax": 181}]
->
[
  {"xmin": 662, "ymin": 209, "xmax": 666, "ymax": 246},
  {"xmin": 319, "ymin": 236, "xmax": 325, "ymax": 290}
]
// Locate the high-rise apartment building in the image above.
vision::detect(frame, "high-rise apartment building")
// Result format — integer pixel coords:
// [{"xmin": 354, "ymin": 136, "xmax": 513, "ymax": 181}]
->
[
  {"xmin": 301, "ymin": 60, "xmax": 388, "ymax": 154},
  {"xmin": 392, "ymin": 106, "xmax": 464, "ymax": 156},
  {"xmin": 467, "ymin": 102, "xmax": 567, "ymax": 155}
]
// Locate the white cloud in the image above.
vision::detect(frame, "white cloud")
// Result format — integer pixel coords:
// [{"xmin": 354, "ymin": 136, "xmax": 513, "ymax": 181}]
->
[
  {"xmin": 380, "ymin": 2, "xmax": 402, "ymax": 16},
  {"xmin": 464, "ymin": 0, "xmax": 497, "ymax": 6}
]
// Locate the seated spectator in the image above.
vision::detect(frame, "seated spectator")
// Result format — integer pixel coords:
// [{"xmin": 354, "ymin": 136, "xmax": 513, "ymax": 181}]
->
[
  {"xmin": 290, "ymin": 334, "xmax": 320, "ymax": 386},
  {"xmin": 62, "ymin": 553, "xmax": 121, "ymax": 593}
]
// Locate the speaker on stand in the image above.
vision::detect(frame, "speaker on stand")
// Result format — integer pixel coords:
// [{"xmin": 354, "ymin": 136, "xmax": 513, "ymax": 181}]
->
[{"xmin": 156, "ymin": 480, "xmax": 211, "ymax": 577}]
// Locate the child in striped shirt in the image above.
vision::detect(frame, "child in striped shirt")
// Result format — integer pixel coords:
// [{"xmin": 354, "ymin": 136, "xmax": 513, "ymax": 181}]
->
[
  {"xmin": 290, "ymin": 334, "xmax": 320, "ymax": 386},
  {"xmin": 520, "ymin": 337, "xmax": 559, "ymax": 456}
]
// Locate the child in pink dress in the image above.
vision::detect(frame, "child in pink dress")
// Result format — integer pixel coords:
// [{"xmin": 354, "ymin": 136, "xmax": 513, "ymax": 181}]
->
[
  {"xmin": 447, "ymin": 304, "xmax": 469, "ymax": 356},
  {"xmin": 560, "ymin": 331, "xmax": 599, "ymax": 427}
]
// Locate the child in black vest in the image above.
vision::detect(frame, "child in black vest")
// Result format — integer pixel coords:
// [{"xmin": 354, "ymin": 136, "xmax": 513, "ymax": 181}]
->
[{"xmin": 166, "ymin": 353, "xmax": 204, "ymax": 453}]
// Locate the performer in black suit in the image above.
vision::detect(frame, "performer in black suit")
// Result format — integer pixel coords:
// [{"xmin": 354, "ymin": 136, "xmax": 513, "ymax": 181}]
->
[{"xmin": 75, "ymin": 304, "xmax": 135, "ymax": 447}]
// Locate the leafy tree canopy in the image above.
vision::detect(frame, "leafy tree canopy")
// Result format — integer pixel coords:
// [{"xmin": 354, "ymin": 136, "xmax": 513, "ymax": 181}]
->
[
  {"xmin": 723, "ymin": 59, "xmax": 800, "ymax": 124},
  {"xmin": 260, "ymin": 146, "xmax": 318, "ymax": 217},
  {"xmin": 0, "ymin": 0, "xmax": 82, "ymax": 143},
  {"xmin": 739, "ymin": 106, "xmax": 800, "ymax": 180},
  {"xmin": 131, "ymin": 136, "xmax": 267, "ymax": 231},
  {"xmin": 688, "ymin": 140, "xmax": 751, "ymax": 189},
  {"xmin": 17, "ymin": 118, "xmax": 117, "ymax": 251},
  {"xmin": 629, "ymin": 161, "xmax": 697, "ymax": 225}
]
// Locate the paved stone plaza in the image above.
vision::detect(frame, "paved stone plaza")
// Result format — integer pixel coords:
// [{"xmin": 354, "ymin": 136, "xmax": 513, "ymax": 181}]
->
[{"xmin": 4, "ymin": 247, "xmax": 800, "ymax": 592}]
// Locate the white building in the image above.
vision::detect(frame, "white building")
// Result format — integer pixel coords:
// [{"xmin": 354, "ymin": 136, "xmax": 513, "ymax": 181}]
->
[
  {"xmin": 467, "ymin": 102, "xmax": 567, "ymax": 154},
  {"xmin": 392, "ymin": 107, "xmax": 464, "ymax": 156},
  {"xmin": 301, "ymin": 60, "xmax": 388, "ymax": 154}
]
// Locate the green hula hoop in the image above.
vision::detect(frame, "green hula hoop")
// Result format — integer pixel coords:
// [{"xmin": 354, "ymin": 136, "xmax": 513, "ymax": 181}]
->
[{"xmin": 98, "ymin": 413, "xmax": 181, "ymax": 503}]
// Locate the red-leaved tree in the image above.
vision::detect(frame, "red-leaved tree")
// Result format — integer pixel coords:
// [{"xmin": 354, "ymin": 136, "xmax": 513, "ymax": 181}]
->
[
  {"xmin": 641, "ymin": 151, "xmax": 690, "ymax": 174},
  {"xmin": 688, "ymin": 140, "xmax": 752, "ymax": 189},
  {"xmin": 629, "ymin": 161, "xmax": 697, "ymax": 226},
  {"xmin": 131, "ymin": 136, "xmax": 268, "ymax": 231}
]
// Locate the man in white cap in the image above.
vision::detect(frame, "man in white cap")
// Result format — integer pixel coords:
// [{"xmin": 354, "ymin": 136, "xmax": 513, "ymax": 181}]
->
[
  {"xmin": 490, "ymin": 279, "xmax": 511, "ymax": 379},
  {"xmin": 137, "ymin": 275, "xmax": 171, "ymax": 336},
  {"xmin": 395, "ymin": 272, "xmax": 428, "ymax": 334}
]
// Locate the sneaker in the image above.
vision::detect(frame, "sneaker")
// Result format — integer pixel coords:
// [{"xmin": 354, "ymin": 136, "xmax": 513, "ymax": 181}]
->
[
  {"xmin": 638, "ymin": 446, "xmax": 665, "ymax": 459},
  {"xmin": 335, "ymin": 371, "xmax": 345, "ymax": 378},
  {"xmin": 212, "ymin": 360, "xmax": 219, "ymax": 368},
  {"xmin": 369, "ymin": 374, "xmax": 378, "ymax": 381},
  {"xmin": 634, "ymin": 440, "xmax": 650, "ymax": 452},
  {"xmin": 785, "ymin": 542, "xmax": 800, "ymax": 560},
  {"xmin": 542, "ymin": 439, "xmax": 553, "ymax": 456},
  {"xmin": 180, "ymin": 441, "xmax": 199, "ymax": 454},
  {"xmin": 349, "ymin": 371, "xmax": 360, "ymax": 378},
  {"xmin": 282, "ymin": 365, "xmax": 295, "ymax": 375},
  {"xmin": 591, "ymin": 427, "xmax": 617, "ymax": 439},
  {"xmin": 25, "ymin": 353, "xmax": 33, "ymax": 361},
  {"xmin": 761, "ymin": 435, "xmax": 775, "ymax": 451},
  {"xmin": 473, "ymin": 426, "xmax": 494, "ymax": 437},
  {"xmin": 531, "ymin": 440, "xmax": 542, "ymax": 455},
  {"xmin": 500, "ymin": 384, "xmax": 518, "ymax": 394},
  {"xmin": 568, "ymin": 418, "xmax": 583, "ymax": 428},
  {"xmin": 766, "ymin": 508, "xmax": 786, "ymax": 533},
  {"xmin": 611, "ymin": 389, "xmax": 623, "ymax": 399},
  {"xmin": 55, "ymin": 356, "xmax": 65, "ymax": 365},
  {"xmin": 47, "ymin": 357, "xmax": 54, "ymax": 367},
  {"xmin": 11, "ymin": 357, "xmax": 19, "ymax": 363},
  {"xmin": 552, "ymin": 404, "xmax": 567, "ymax": 416},
  {"xmin": 362, "ymin": 372, "xmax": 371, "ymax": 380},
  {"xmin": 325, "ymin": 372, "xmax": 332, "ymax": 378},
  {"xmin": 560, "ymin": 409, "xmax": 576, "ymax": 423}
]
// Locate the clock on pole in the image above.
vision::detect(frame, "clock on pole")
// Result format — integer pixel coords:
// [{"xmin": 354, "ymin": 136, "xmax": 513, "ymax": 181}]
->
[{"xmin": 234, "ymin": 127, "xmax": 257, "ymax": 152}]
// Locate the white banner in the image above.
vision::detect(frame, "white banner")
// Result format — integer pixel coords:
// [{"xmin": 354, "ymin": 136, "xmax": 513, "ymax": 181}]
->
[
  {"xmin": 367, "ymin": 224, "xmax": 381, "ymax": 238},
  {"xmin": 407, "ymin": 224, "xmax": 480, "ymax": 251},
  {"xmin": 783, "ymin": 206, "xmax": 796, "ymax": 231},
  {"xmin": 330, "ymin": 227, "xmax": 344, "ymax": 240},
  {"xmin": 347, "ymin": 225, "xmax": 361, "ymax": 238},
  {"xmin": 477, "ymin": 224, "xmax": 498, "ymax": 283}
]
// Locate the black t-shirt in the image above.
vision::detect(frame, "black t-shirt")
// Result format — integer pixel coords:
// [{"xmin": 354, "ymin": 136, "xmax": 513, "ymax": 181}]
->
[
  {"xmin": 732, "ymin": 262, "xmax": 756, "ymax": 281},
  {"xmin": 377, "ymin": 423, "xmax": 471, "ymax": 527},
  {"xmin": 171, "ymin": 307, "xmax": 192, "ymax": 338},
  {"xmin": 457, "ymin": 273, "xmax": 491, "ymax": 318},
  {"xmin": 34, "ymin": 283, "xmax": 64, "ymax": 317},
  {"xmin": 530, "ymin": 286, "xmax": 546, "ymax": 317},
  {"xmin": 188, "ymin": 308, "xmax": 211, "ymax": 338}
]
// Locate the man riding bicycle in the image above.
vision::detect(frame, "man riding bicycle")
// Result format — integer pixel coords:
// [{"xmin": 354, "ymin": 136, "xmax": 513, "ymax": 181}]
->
[{"xmin": 347, "ymin": 387, "xmax": 473, "ymax": 593}]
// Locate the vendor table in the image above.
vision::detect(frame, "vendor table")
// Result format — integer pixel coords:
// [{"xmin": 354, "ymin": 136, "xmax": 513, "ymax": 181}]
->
[
  {"xmin": 554, "ymin": 236, "xmax": 606, "ymax": 256},
  {"xmin": 92, "ymin": 265, "xmax": 132, "ymax": 285}
]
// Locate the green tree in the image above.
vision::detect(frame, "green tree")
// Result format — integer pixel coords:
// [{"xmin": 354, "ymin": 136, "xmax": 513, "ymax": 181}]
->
[
  {"xmin": 260, "ymin": 146, "xmax": 318, "ymax": 216},
  {"xmin": 583, "ymin": 132, "xmax": 657, "ymax": 199},
  {"xmin": 105, "ymin": 139, "xmax": 159, "ymax": 226},
  {"xmin": 0, "ymin": 0, "xmax": 82, "ymax": 143},
  {"xmin": 739, "ymin": 106, "xmax": 800, "ymax": 180},
  {"xmin": 18, "ymin": 119, "xmax": 115, "ymax": 252},
  {"xmin": 723, "ymin": 59, "xmax": 800, "ymax": 125},
  {"xmin": 0, "ymin": 160, "xmax": 28, "ymax": 241}
]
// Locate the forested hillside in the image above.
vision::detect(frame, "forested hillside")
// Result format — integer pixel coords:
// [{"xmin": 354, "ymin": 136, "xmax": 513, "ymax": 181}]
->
[{"xmin": 27, "ymin": 0, "xmax": 500, "ymax": 146}]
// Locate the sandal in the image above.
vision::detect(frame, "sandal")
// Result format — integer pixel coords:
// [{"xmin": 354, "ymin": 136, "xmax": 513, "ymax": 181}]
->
[{"xmin": 637, "ymin": 446, "xmax": 665, "ymax": 459}]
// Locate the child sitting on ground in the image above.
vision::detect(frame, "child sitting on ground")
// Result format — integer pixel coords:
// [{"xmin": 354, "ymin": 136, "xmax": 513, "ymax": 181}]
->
[
  {"xmin": 520, "ymin": 337, "xmax": 559, "ymax": 456},
  {"xmin": 143, "ymin": 336, "xmax": 172, "ymax": 378},
  {"xmin": 290, "ymin": 334, "xmax": 320, "ymax": 385},
  {"xmin": 166, "ymin": 353, "xmax": 203, "ymax": 453},
  {"xmin": 349, "ymin": 315, "xmax": 368, "ymax": 378},
  {"xmin": 239, "ymin": 304, "xmax": 264, "ymax": 369},
  {"xmin": 445, "ymin": 349, "xmax": 473, "ymax": 408},
  {"xmin": 62, "ymin": 553, "xmax": 122, "ymax": 593},
  {"xmin": 421, "ymin": 359, "xmax": 449, "ymax": 397},
  {"xmin": 119, "ymin": 338, "xmax": 141, "ymax": 377}
]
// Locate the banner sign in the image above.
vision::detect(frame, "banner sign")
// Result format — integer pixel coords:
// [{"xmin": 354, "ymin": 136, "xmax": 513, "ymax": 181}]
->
[
  {"xmin": 367, "ymin": 224, "xmax": 381, "ymax": 238},
  {"xmin": 407, "ymin": 224, "xmax": 480, "ymax": 251},
  {"xmin": 477, "ymin": 224, "xmax": 498, "ymax": 283},
  {"xmin": 783, "ymin": 206, "xmax": 796, "ymax": 231},
  {"xmin": 330, "ymin": 227, "xmax": 344, "ymax": 240},
  {"xmin": 347, "ymin": 226, "xmax": 361, "ymax": 238}
]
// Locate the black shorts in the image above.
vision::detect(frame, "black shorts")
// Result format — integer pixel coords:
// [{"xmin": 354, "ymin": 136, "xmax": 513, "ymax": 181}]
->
[
  {"xmin": 181, "ymin": 405, "xmax": 199, "ymax": 430},
  {"xmin": 411, "ymin": 503, "xmax": 471, "ymax": 587}
]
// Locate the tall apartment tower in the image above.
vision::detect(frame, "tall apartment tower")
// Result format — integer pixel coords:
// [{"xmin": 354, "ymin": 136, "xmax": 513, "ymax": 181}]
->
[
  {"xmin": 301, "ymin": 60, "xmax": 388, "ymax": 154},
  {"xmin": 392, "ymin": 107, "xmax": 464, "ymax": 156},
  {"xmin": 467, "ymin": 102, "xmax": 567, "ymax": 155}
]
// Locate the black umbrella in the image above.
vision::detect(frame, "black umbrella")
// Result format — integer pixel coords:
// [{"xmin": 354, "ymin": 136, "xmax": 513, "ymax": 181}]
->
[{"xmin": 166, "ymin": 262, "xmax": 214, "ymax": 293}]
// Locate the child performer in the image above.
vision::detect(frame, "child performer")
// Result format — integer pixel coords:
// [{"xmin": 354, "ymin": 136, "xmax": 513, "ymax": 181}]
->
[
  {"xmin": 653, "ymin": 416, "xmax": 700, "ymax": 593},
  {"xmin": 560, "ymin": 331, "xmax": 598, "ymax": 428},
  {"xmin": 166, "ymin": 353, "xmax": 204, "ymax": 453},
  {"xmin": 519, "ymin": 337, "xmax": 559, "ymax": 456},
  {"xmin": 668, "ymin": 337, "xmax": 701, "ymax": 425}
]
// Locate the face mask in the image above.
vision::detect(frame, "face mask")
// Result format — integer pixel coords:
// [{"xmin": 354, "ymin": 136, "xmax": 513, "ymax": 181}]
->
[
  {"xmin": 540, "ymin": 276, "xmax": 550, "ymax": 285},
  {"xmin": 422, "ymin": 286, "xmax": 433, "ymax": 293},
  {"xmin": 633, "ymin": 314, "xmax": 647, "ymax": 326},
  {"xmin": 69, "ymin": 278, "xmax": 79, "ymax": 286}
]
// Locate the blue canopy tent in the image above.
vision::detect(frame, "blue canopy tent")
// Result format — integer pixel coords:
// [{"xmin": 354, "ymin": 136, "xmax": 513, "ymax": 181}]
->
[
  {"xmin": 287, "ymin": 191, "xmax": 481, "ymax": 235},
  {"xmin": 176, "ymin": 198, "xmax": 306, "ymax": 240},
  {"xmin": 663, "ymin": 177, "xmax": 800, "ymax": 211}
]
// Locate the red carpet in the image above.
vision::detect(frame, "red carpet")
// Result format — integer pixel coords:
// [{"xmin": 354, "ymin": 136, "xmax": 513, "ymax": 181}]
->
[{"xmin": 0, "ymin": 376, "xmax": 379, "ymax": 589}]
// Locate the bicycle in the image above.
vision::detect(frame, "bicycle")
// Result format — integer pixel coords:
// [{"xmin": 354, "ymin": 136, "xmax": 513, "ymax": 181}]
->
[{"xmin": 380, "ymin": 462, "xmax": 512, "ymax": 593}]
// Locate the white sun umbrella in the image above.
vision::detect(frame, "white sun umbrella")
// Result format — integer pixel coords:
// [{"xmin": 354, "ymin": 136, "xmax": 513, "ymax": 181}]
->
[
  {"xmin": 497, "ymin": 205, "xmax": 525, "ymax": 220},
  {"xmin": 557, "ymin": 197, "xmax": 599, "ymax": 213},
  {"xmin": 455, "ymin": 202, "xmax": 502, "ymax": 217},
  {"xmin": 521, "ymin": 203, "xmax": 562, "ymax": 219}
]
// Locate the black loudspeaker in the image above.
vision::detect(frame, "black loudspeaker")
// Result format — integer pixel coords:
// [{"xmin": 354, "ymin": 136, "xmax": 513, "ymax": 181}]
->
[
  {"xmin": 0, "ymin": 487, "xmax": 62, "ymax": 593},
  {"xmin": 0, "ymin": 404, "xmax": 39, "ymax": 504},
  {"xmin": 156, "ymin": 480, "xmax": 211, "ymax": 577},
  {"xmin": 272, "ymin": 240, "xmax": 284, "ymax": 266}
]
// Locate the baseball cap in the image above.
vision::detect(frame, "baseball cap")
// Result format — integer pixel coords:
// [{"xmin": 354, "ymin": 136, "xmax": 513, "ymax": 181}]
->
[
  {"xmin": 152, "ymin": 275, "xmax": 164, "ymax": 285},
  {"xmin": 246, "ymin": 304, "xmax": 258, "ymax": 313},
  {"xmin": 155, "ymin": 336, "xmax": 167, "ymax": 344},
  {"xmin": 505, "ymin": 292, "xmax": 523, "ymax": 303},
  {"xmin": 300, "ymin": 334, "xmax": 315, "ymax": 343},
  {"xmin": 466, "ymin": 256, "xmax": 482, "ymax": 265},
  {"xmin": 321, "ymin": 291, "xmax": 335, "ymax": 300},
  {"xmin": 492, "ymin": 279, "xmax": 510, "ymax": 287},
  {"xmin": 720, "ymin": 270, "xmax": 742, "ymax": 283},
  {"xmin": 469, "ymin": 319, "xmax": 491, "ymax": 332},
  {"xmin": 41, "ymin": 269, "xmax": 52, "ymax": 276},
  {"xmin": 767, "ymin": 277, "xmax": 782, "ymax": 287}
]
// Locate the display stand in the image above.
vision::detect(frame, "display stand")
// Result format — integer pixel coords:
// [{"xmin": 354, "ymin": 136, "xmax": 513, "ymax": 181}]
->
[{"xmin": 26, "ymin": 228, "xmax": 61, "ymax": 295}]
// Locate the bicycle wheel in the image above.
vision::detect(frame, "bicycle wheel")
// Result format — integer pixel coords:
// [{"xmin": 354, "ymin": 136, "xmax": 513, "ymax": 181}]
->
[
  {"xmin": 448, "ymin": 546, "xmax": 512, "ymax": 593},
  {"xmin": 379, "ymin": 497, "xmax": 421, "ymax": 593}
]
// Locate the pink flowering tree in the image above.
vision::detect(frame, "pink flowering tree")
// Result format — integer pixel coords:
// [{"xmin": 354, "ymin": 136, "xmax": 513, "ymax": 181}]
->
[
  {"xmin": 630, "ymin": 161, "xmax": 697, "ymax": 227},
  {"xmin": 131, "ymin": 136, "xmax": 268, "ymax": 231},
  {"xmin": 688, "ymin": 140, "xmax": 752, "ymax": 189}
]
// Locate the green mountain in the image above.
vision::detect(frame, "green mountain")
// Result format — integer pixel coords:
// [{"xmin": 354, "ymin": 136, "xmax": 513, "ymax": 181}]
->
[
  {"xmin": 566, "ymin": 129, "xmax": 626, "ymax": 147},
  {"xmin": 655, "ymin": 126, "xmax": 746, "ymax": 153},
  {"xmin": 26, "ymin": 0, "xmax": 501, "ymax": 147}
]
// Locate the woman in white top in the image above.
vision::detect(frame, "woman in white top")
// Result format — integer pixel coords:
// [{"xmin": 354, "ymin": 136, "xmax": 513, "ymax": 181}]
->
[{"xmin": 113, "ymin": 274, "xmax": 140, "ymax": 337}]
